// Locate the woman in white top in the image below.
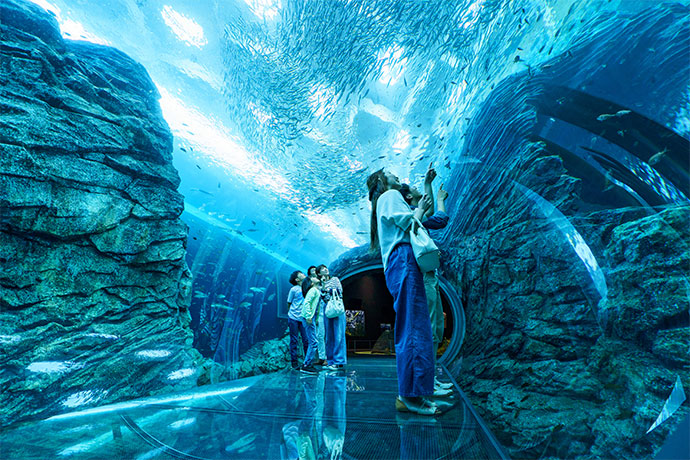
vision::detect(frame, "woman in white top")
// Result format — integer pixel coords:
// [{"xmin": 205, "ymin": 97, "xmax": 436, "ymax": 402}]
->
[
  {"xmin": 317, "ymin": 264, "xmax": 346, "ymax": 369},
  {"xmin": 367, "ymin": 168, "xmax": 440, "ymax": 416}
]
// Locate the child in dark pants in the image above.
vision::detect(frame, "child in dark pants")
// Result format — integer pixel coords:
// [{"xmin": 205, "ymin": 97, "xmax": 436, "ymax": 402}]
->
[{"xmin": 287, "ymin": 271, "xmax": 308, "ymax": 369}]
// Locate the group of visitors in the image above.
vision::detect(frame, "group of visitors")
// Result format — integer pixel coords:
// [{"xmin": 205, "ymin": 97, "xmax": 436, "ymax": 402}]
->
[
  {"xmin": 286, "ymin": 264, "xmax": 347, "ymax": 374},
  {"xmin": 285, "ymin": 163, "xmax": 452, "ymax": 416},
  {"xmin": 367, "ymin": 164, "xmax": 453, "ymax": 416}
]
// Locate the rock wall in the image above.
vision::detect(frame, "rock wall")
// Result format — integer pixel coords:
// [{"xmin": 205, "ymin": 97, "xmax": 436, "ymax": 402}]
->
[
  {"xmin": 0, "ymin": 0, "xmax": 218, "ymax": 425},
  {"xmin": 436, "ymin": 6, "xmax": 690, "ymax": 457}
]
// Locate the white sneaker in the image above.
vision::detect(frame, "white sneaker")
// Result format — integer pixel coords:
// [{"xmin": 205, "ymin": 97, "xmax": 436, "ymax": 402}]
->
[
  {"xmin": 433, "ymin": 386, "xmax": 453, "ymax": 397},
  {"xmin": 434, "ymin": 378, "xmax": 453, "ymax": 390}
]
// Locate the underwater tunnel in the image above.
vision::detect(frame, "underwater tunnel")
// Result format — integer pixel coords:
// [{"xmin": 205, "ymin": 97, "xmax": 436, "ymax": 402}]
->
[{"xmin": 1, "ymin": 0, "xmax": 689, "ymax": 459}]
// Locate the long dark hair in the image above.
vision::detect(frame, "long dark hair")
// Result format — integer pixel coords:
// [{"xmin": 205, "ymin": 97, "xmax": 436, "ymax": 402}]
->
[
  {"xmin": 301, "ymin": 276, "xmax": 313, "ymax": 298},
  {"xmin": 367, "ymin": 169, "xmax": 388, "ymax": 251}
]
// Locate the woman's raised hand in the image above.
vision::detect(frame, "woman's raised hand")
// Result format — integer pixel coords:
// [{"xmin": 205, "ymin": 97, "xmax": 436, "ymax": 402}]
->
[
  {"xmin": 424, "ymin": 163, "xmax": 437, "ymax": 184},
  {"xmin": 419, "ymin": 194, "xmax": 433, "ymax": 211}
]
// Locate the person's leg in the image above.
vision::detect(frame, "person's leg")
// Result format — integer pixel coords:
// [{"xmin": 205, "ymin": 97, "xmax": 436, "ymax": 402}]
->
[
  {"xmin": 288, "ymin": 318, "xmax": 300, "ymax": 368},
  {"xmin": 303, "ymin": 319, "xmax": 317, "ymax": 367},
  {"xmin": 332, "ymin": 313, "xmax": 347, "ymax": 366},
  {"xmin": 324, "ymin": 315, "xmax": 335, "ymax": 365},
  {"xmin": 297, "ymin": 318, "xmax": 309, "ymax": 357},
  {"xmin": 423, "ymin": 271, "xmax": 443, "ymax": 368},
  {"xmin": 385, "ymin": 244, "xmax": 434, "ymax": 398},
  {"xmin": 316, "ymin": 306, "xmax": 326, "ymax": 362}
]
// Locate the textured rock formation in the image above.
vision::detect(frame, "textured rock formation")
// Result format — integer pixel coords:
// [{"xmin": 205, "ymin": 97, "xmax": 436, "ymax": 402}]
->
[
  {"xmin": 0, "ymin": 0, "xmax": 219, "ymax": 425},
  {"xmin": 226, "ymin": 332, "xmax": 293, "ymax": 379},
  {"xmin": 438, "ymin": 8, "xmax": 690, "ymax": 458}
]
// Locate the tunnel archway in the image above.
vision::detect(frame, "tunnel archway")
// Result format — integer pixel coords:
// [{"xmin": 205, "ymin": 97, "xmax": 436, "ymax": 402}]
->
[{"xmin": 338, "ymin": 263, "xmax": 465, "ymax": 365}]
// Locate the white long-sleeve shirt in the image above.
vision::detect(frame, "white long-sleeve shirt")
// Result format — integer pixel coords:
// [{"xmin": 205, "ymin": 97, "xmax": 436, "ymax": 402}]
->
[{"xmin": 376, "ymin": 189, "xmax": 414, "ymax": 271}]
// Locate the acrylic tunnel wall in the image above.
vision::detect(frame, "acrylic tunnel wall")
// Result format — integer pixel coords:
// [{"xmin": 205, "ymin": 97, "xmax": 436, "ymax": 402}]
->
[{"xmin": 1, "ymin": 0, "xmax": 689, "ymax": 459}]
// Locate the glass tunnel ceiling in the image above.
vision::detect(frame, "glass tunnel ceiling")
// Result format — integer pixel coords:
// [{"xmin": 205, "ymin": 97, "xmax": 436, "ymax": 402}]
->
[{"xmin": 30, "ymin": 0, "xmax": 690, "ymax": 268}]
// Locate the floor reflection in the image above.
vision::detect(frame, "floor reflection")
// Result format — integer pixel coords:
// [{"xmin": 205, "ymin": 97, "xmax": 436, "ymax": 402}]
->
[{"xmin": 1, "ymin": 357, "xmax": 500, "ymax": 459}]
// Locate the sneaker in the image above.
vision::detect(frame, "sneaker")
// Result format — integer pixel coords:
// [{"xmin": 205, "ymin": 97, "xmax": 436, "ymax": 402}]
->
[
  {"xmin": 395, "ymin": 396, "xmax": 440, "ymax": 416},
  {"xmin": 434, "ymin": 378, "xmax": 453, "ymax": 390},
  {"xmin": 300, "ymin": 365, "xmax": 318, "ymax": 374},
  {"xmin": 326, "ymin": 364, "xmax": 339, "ymax": 370},
  {"xmin": 433, "ymin": 386, "xmax": 453, "ymax": 397}
]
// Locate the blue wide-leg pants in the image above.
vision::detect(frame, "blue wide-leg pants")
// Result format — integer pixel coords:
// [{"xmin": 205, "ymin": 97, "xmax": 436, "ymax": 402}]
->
[
  {"xmin": 384, "ymin": 243, "xmax": 434, "ymax": 397},
  {"xmin": 325, "ymin": 313, "xmax": 347, "ymax": 366}
]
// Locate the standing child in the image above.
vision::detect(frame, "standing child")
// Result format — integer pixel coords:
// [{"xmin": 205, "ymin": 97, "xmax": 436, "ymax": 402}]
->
[
  {"xmin": 287, "ymin": 271, "xmax": 309, "ymax": 370},
  {"xmin": 300, "ymin": 274, "xmax": 322, "ymax": 374}
]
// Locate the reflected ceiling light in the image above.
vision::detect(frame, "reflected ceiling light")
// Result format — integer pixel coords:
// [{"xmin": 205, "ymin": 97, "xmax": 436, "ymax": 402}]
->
[
  {"xmin": 360, "ymin": 98, "xmax": 397, "ymax": 124},
  {"xmin": 84, "ymin": 333, "xmax": 119, "ymax": 340},
  {"xmin": 392, "ymin": 129, "xmax": 411, "ymax": 155},
  {"xmin": 514, "ymin": 183, "xmax": 608, "ymax": 316},
  {"xmin": 309, "ymin": 84, "xmax": 336, "ymax": 120},
  {"xmin": 136, "ymin": 350, "xmax": 172, "ymax": 359},
  {"xmin": 49, "ymin": 384, "xmax": 251, "ymax": 421},
  {"xmin": 156, "ymin": 86, "xmax": 294, "ymax": 199},
  {"xmin": 303, "ymin": 211, "xmax": 357, "ymax": 248},
  {"xmin": 243, "ymin": 0, "xmax": 282, "ymax": 21},
  {"xmin": 27, "ymin": 0, "xmax": 109, "ymax": 45},
  {"xmin": 157, "ymin": 86, "xmax": 359, "ymax": 248},
  {"xmin": 62, "ymin": 390, "xmax": 107, "ymax": 409},
  {"xmin": 167, "ymin": 368, "xmax": 195, "ymax": 380},
  {"xmin": 0, "ymin": 334, "xmax": 21, "ymax": 344},
  {"xmin": 170, "ymin": 417, "xmax": 197, "ymax": 429},
  {"xmin": 28, "ymin": 361, "xmax": 83, "ymax": 374},
  {"xmin": 460, "ymin": 0, "xmax": 485, "ymax": 29},
  {"xmin": 377, "ymin": 45, "xmax": 408, "ymax": 86},
  {"xmin": 160, "ymin": 5, "xmax": 207, "ymax": 48}
]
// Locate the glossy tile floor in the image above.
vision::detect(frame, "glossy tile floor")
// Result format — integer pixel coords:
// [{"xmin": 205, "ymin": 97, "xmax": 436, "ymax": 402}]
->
[{"xmin": 1, "ymin": 357, "xmax": 501, "ymax": 459}]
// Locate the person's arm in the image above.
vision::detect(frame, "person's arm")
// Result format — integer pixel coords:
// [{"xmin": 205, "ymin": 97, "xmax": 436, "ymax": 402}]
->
[
  {"xmin": 422, "ymin": 211, "xmax": 449, "ymax": 230},
  {"xmin": 286, "ymin": 287, "xmax": 294, "ymax": 310},
  {"xmin": 423, "ymin": 163, "xmax": 436, "ymax": 219},
  {"xmin": 422, "ymin": 185, "xmax": 449, "ymax": 229},
  {"xmin": 436, "ymin": 185, "xmax": 448, "ymax": 213},
  {"xmin": 333, "ymin": 277, "xmax": 343, "ymax": 294}
]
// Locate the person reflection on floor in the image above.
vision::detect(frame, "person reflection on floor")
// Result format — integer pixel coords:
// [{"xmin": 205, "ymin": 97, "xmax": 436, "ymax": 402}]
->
[
  {"xmin": 322, "ymin": 372, "xmax": 347, "ymax": 460},
  {"xmin": 282, "ymin": 370, "xmax": 346, "ymax": 460}
]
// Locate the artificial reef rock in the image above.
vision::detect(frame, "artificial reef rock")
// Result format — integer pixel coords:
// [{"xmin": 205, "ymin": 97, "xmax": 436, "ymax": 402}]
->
[
  {"xmin": 438, "ymin": 6, "xmax": 690, "ymax": 459},
  {"xmin": 0, "ymin": 0, "xmax": 220, "ymax": 425}
]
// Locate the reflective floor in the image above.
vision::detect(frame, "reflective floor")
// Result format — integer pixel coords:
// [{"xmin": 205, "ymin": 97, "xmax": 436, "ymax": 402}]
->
[{"xmin": 1, "ymin": 357, "xmax": 501, "ymax": 459}]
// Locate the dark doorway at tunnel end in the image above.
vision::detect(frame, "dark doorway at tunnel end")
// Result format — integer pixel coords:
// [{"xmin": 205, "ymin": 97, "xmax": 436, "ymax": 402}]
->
[{"xmin": 338, "ymin": 266, "xmax": 464, "ymax": 363}]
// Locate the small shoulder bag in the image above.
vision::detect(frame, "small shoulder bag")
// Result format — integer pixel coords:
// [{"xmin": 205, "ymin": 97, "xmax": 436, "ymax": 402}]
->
[
  {"xmin": 325, "ymin": 289, "xmax": 345, "ymax": 318},
  {"xmin": 409, "ymin": 217, "xmax": 440, "ymax": 272}
]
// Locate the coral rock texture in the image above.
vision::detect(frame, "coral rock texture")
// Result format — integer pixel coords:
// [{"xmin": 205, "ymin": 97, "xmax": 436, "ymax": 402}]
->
[{"xmin": 0, "ymin": 0, "xmax": 214, "ymax": 425}]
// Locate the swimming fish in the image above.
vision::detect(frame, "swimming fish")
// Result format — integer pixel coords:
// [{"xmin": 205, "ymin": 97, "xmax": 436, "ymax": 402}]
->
[
  {"xmin": 596, "ymin": 109, "xmax": 632, "ymax": 121},
  {"xmin": 249, "ymin": 287, "xmax": 266, "ymax": 294},
  {"xmin": 267, "ymin": 294, "xmax": 276, "ymax": 301},
  {"xmin": 190, "ymin": 188, "xmax": 213, "ymax": 196},
  {"xmin": 648, "ymin": 148, "xmax": 667, "ymax": 165}
]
